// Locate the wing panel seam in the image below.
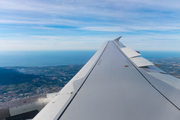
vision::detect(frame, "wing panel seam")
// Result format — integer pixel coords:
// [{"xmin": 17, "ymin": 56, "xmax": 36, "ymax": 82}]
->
[
  {"xmin": 57, "ymin": 41, "xmax": 110, "ymax": 120},
  {"xmin": 113, "ymin": 41, "xmax": 180, "ymax": 111}
]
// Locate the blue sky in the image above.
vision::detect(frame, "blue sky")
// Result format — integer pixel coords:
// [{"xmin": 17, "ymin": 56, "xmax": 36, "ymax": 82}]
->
[{"xmin": 0, "ymin": 0, "xmax": 180, "ymax": 51}]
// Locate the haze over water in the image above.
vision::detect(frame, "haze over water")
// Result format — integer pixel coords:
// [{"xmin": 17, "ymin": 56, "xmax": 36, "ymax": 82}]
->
[{"xmin": 0, "ymin": 51, "xmax": 180, "ymax": 67}]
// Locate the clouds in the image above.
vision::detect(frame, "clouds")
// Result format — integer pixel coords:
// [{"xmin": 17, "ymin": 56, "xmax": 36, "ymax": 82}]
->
[{"xmin": 0, "ymin": 0, "xmax": 180, "ymax": 51}]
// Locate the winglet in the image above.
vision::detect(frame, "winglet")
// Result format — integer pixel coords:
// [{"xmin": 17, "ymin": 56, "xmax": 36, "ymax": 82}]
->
[{"xmin": 114, "ymin": 36, "xmax": 122, "ymax": 42}]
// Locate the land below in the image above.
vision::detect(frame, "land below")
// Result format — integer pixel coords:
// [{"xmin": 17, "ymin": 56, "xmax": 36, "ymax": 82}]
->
[
  {"xmin": 0, "ymin": 57, "xmax": 180, "ymax": 102},
  {"xmin": 0, "ymin": 65, "xmax": 83, "ymax": 102},
  {"xmin": 149, "ymin": 57, "xmax": 180, "ymax": 78}
]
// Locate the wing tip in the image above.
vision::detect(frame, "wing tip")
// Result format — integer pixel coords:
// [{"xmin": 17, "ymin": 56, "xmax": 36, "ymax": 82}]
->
[{"xmin": 114, "ymin": 36, "xmax": 122, "ymax": 42}]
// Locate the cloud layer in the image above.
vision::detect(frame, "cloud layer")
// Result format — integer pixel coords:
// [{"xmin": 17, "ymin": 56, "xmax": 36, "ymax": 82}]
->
[{"xmin": 0, "ymin": 0, "xmax": 180, "ymax": 51}]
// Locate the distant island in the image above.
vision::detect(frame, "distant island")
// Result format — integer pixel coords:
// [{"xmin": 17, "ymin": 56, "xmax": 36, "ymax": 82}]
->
[{"xmin": 0, "ymin": 57, "xmax": 180, "ymax": 102}]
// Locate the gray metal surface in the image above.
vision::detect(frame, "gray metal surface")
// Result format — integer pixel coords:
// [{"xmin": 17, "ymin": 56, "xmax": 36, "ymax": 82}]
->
[
  {"xmin": 0, "ymin": 94, "xmax": 47, "ymax": 109},
  {"xmin": 139, "ymin": 68, "xmax": 180, "ymax": 109},
  {"xmin": 58, "ymin": 41, "xmax": 180, "ymax": 120},
  {"xmin": 0, "ymin": 93, "xmax": 55, "ymax": 119},
  {"xmin": 130, "ymin": 57, "xmax": 154, "ymax": 67},
  {"xmin": 121, "ymin": 47, "xmax": 140, "ymax": 58}
]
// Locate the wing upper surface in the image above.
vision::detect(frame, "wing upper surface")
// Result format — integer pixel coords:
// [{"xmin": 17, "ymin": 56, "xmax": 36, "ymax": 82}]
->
[{"xmin": 33, "ymin": 38, "xmax": 180, "ymax": 120}]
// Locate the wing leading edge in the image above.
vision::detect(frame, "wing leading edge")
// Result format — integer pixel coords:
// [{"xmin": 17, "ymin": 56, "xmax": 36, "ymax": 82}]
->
[{"xmin": 33, "ymin": 37, "xmax": 180, "ymax": 120}]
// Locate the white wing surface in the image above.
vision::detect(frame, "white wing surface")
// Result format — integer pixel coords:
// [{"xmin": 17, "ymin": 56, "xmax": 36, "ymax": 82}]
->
[{"xmin": 33, "ymin": 37, "xmax": 180, "ymax": 120}]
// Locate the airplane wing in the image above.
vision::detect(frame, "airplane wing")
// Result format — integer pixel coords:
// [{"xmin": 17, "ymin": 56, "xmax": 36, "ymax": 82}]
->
[{"xmin": 33, "ymin": 37, "xmax": 180, "ymax": 120}]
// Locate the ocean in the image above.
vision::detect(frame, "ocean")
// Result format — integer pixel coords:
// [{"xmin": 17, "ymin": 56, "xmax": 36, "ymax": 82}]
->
[
  {"xmin": 0, "ymin": 51, "xmax": 180, "ymax": 67},
  {"xmin": 140, "ymin": 51, "xmax": 180, "ymax": 59}
]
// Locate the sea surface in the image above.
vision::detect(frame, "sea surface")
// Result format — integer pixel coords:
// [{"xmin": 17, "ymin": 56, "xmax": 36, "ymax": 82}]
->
[{"xmin": 0, "ymin": 51, "xmax": 180, "ymax": 67}]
